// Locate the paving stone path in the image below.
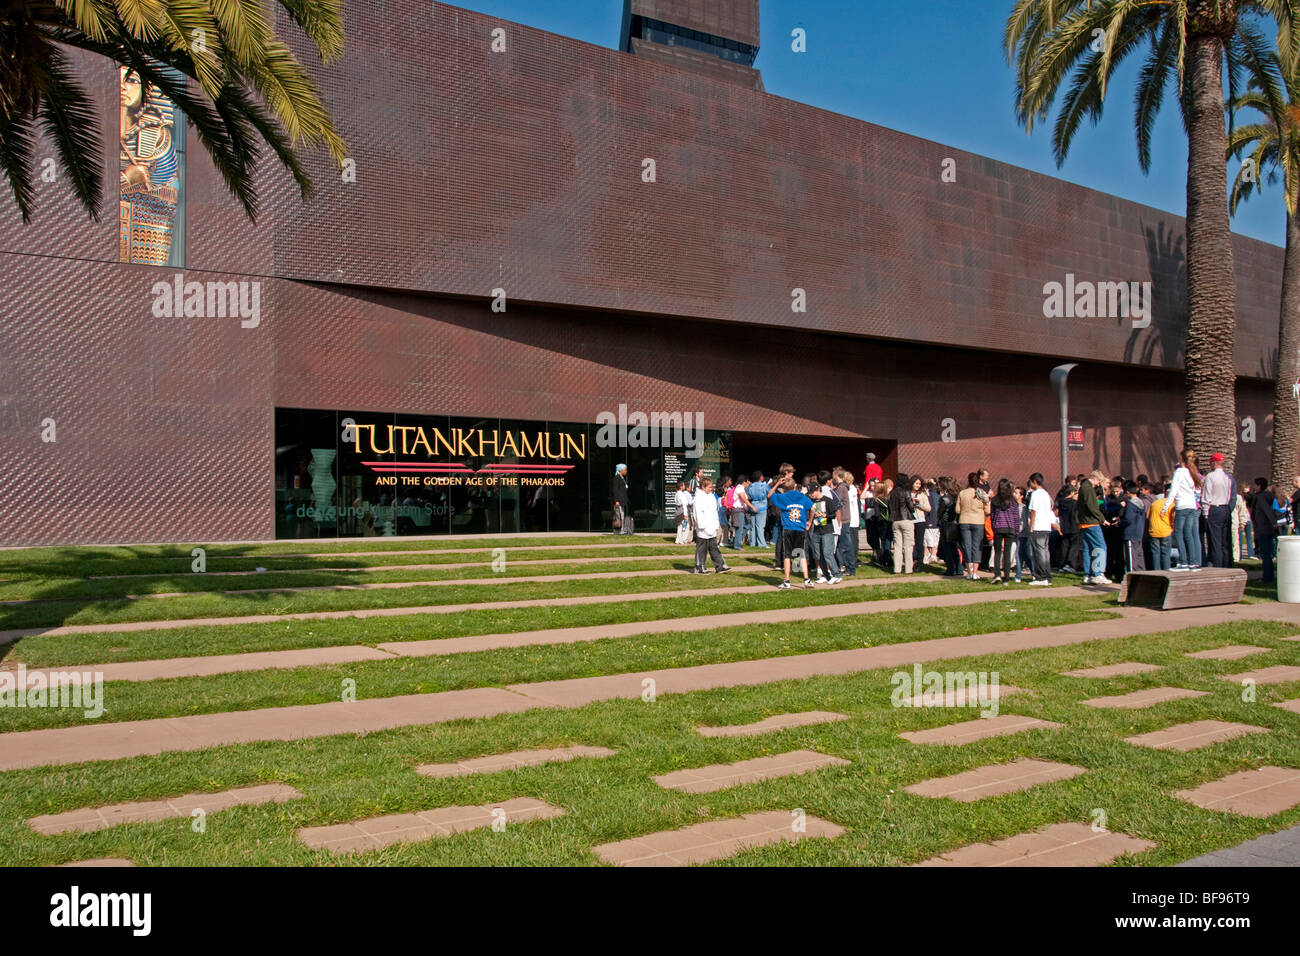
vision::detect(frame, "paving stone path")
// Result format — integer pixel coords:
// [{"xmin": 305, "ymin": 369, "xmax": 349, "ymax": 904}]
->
[
  {"xmin": 3, "ymin": 600, "xmax": 1295, "ymax": 772},
  {"xmin": 1123, "ymin": 720, "xmax": 1268, "ymax": 752},
  {"xmin": 0, "ymin": 571, "xmax": 952, "ymax": 643},
  {"xmin": 1174, "ymin": 767, "xmax": 1300, "ymax": 817},
  {"xmin": 54, "ymin": 858, "xmax": 135, "ymax": 867},
  {"xmin": 592, "ymin": 810, "xmax": 844, "ymax": 866},
  {"xmin": 28, "ymin": 783, "xmax": 302, "ymax": 835},
  {"xmin": 1186, "ymin": 645, "xmax": 1271, "ymax": 661},
  {"xmin": 1063, "ymin": 662, "xmax": 1163, "ymax": 678},
  {"xmin": 297, "ymin": 797, "xmax": 565, "ymax": 854},
  {"xmin": 903, "ymin": 758, "xmax": 1086, "ymax": 802},
  {"xmin": 898, "ymin": 714, "xmax": 1063, "ymax": 746},
  {"xmin": 696, "ymin": 711, "xmax": 848, "ymax": 738},
  {"xmin": 5, "ymin": 584, "xmax": 1092, "ymax": 684},
  {"xmin": 415, "ymin": 745, "xmax": 615, "ymax": 778},
  {"xmin": 914, "ymin": 822, "xmax": 1155, "ymax": 866},
  {"xmin": 1082, "ymin": 687, "xmax": 1209, "ymax": 709},
  {"xmin": 1220, "ymin": 665, "xmax": 1300, "ymax": 685},
  {"xmin": 652, "ymin": 750, "xmax": 849, "ymax": 794}
]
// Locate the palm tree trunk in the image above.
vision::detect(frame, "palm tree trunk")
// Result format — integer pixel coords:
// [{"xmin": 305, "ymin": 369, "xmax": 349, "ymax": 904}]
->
[
  {"xmin": 1272, "ymin": 211, "xmax": 1300, "ymax": 488},
  {"xmin": 1183, "ymin": 32, "xmax": 1239, "ymax": 470}
]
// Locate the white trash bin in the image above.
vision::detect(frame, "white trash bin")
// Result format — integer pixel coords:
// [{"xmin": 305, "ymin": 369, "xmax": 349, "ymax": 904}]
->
[{"xmin": 1277, "ymin": 536, "xmax": 1300, "ymax": 603}]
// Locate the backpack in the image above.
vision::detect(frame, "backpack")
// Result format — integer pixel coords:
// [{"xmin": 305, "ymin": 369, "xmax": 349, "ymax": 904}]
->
[{"xmin": 723, "ymin": 487, "xmax": 736, "ymax": 509}]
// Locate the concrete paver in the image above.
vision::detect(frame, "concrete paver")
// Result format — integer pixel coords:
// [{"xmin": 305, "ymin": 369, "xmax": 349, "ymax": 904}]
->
[
  {"xmin": 1082, "ymin": 687, "xmax": 1208, "ymax": 709},
  {"xmin": 899, "ymin": 714, "xmax": 1063, "ymax": 746},
  {"xmin": 415, "ymin": 745, "xmax": 615, "ymax": 778},
  {"xmin": 652, "ymin": 749, "xmax": 849, "ymax": 794},
  {"xmin": 696, "ymin": 711, "xmax": 848, "ymax": 738},
  {"xmin": 298, "ymin": 797, "xmax": 564, "ymax": 854},
  {"xmin": 1123, "ymin": 720, "xmax": 1268, "ymax": 752},
  {"xmin": 1220, "ymin": 665, "xmax": 1300, "ymax": 686},
  {"xmin": 1062, "ymin": 662, "xmax": 1163, "ymax": 678},
  {"xmin": 1186, "ymin": 645, "xmax": 1271, "ymax": 661},
  {"xmin": 28, "ymin": 783, "xmax": 301, "ymax": 834},
  {"xmin": 903, "ymin": 758, "xmax": 1086, "ymax": 802},
  {"xmin": 1174, "ymin": 767, "xmax": 1300, "ymax": 817},
  {"xmin": 915, "ymin": 822, "xmax": 1155, "ymax": 866},
  {"xmin": 592, "ymin": 810, "xmax": 844, "ymax": 866}
]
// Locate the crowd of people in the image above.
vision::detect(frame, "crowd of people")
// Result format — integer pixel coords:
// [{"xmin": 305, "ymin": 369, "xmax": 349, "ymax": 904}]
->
[{"xmin": 665, "ymin": 450, "xmax": 1300, "ymax": 589}]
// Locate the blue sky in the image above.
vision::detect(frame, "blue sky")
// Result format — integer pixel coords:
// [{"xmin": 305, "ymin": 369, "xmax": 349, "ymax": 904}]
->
[{"xmin": 453, "ymin": 0, "xmax": 1286, "ymax": 248}]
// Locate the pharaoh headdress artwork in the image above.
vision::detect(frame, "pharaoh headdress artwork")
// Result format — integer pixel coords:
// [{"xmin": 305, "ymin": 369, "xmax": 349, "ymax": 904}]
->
[{"xmin": 119, "ymin": 67, "xmax": 184, "ymax": 265}]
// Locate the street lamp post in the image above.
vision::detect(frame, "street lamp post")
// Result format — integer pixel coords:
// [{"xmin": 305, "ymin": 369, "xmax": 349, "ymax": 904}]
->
[{"xmin": 1051, "ymin": 363, "xmax": 1078, "ymax": 488}]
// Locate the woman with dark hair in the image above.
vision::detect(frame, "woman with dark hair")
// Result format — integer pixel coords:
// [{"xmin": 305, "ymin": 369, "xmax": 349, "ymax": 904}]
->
[
  {"xmin": 1252, "ymin": 483, "xmax": 1283, "ymax": 584},
  {"xmin": 890, "ymin": 474, "xmax": 928, "ymax": 574},
  {"xmin": 938, "ymin": 476, "xmax": 961, "ymax": 577},
  {"xmin": 955, "ymin": 471, "xmax": 989, "ymax": 580},
  {"xmin": 989, "ymin": 478, "xmax": 1019, "ymax": 584}
]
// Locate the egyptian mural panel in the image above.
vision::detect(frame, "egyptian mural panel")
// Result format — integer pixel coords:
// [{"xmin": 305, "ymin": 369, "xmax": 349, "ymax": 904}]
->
[{"xmin": 119, "ymin": 66, "xmax": 185, "ymax": 266}]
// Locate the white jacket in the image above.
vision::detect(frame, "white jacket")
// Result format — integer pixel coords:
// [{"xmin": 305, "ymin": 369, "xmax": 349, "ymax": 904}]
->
[
  {"xmin": 693, "ymin": 491, "xmax": 721, "ymax": 538},
  {"xmin": 1166, "ymin": 467, "xmax": 1198, "ymax": 512}
]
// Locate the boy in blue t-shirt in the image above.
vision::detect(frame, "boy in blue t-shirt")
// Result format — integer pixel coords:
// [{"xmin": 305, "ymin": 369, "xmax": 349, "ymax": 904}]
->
[{"xmin": 769, "ymin": 475, "xmax": 815, "ymax": 589}]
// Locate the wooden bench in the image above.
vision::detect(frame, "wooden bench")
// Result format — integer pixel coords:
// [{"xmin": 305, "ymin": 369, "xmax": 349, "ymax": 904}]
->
[{"xmin": 1118, "ymin": 569, "xmax": 1247, "ymax": 610}]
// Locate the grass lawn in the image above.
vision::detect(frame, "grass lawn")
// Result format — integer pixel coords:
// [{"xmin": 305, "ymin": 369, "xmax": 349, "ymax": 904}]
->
[
  {"xmin": 0, "ymin": 539, "xmax": 1295, "ymax": 867},
  {"xmin": 1, "ymin": 619, "xmax": 1296, "ymax": 866}
]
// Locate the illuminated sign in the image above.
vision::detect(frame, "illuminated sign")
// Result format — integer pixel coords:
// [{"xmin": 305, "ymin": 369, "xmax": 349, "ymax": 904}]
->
[{"xmin": 352, "ymin": 422, "xmax": 586, "ymax": 487}]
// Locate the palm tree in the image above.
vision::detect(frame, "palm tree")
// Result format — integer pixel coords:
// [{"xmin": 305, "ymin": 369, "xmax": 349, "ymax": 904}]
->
[
  {"xmin": 1005, "ymin": 0, "xmax": 1300, "ymax": 473},
  {"xmin": 1, "ymin": 0, "xmax": 348, "ymax": 224},
  {"xmin": 1228, "ymin": 49, "xmax": 1300, "ymax": 487}
]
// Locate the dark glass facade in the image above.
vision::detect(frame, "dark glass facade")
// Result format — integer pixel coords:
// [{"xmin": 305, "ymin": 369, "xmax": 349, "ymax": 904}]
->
[{"xmin": 274, "ymin": 407, "xmax": 732, "ymax": 538}]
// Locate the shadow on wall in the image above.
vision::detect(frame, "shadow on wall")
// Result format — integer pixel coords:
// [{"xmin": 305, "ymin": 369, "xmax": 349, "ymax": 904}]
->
[{"xmin": 1111, "ymin": 221, "xmax": 1189, "ymax": 473}]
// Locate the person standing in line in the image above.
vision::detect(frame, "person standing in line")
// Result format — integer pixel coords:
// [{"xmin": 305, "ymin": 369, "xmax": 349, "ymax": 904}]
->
[
  {"xmin": 836, "ymin": 471, "xmax": 861, "ymax": 576},
  {"xmin": 1164, "ymin": 449, "xmax": 1203, "ymax": 570},
  {"xmin": 1119, "ymin": 480, "xmax": 1148, "ymax": 574},
  {"xmin": 915, "ymin": 476, "xmax": 935, "ymax": 567},
  {"xmin": 730, "ymin": 476, "xmax": 751, "ymax": 551},
  {"xmin": 877, "ymin": 477, "xmax": 896, "ymax": 568},
  {"xmin": 770, "ymin": 473, "xmax": 814, "ymax": 589},
  {"xmin": 771, "ymin": 462, "xmax": 795, "ymax": 571},
  {"xmin": 1147, "ymin": 483, "xmax": 1174, "ymax": 571},
  {"xmin": 818, "ymin": 471, "xmax": 841, "ymax": 578},
  {"xmin": 860, "ymin": 479, "xmax": 880, "ymax": 565},
  {"xmin": 1232, "ymin": 482, "xmax": 1251, "ymax": 563},
  {"xmin": 1055, "ymin": 481, "xmax": 1080, "ymax": 573},
  {"xmin": 922, "ymin": 478, "xmax": 942, "ymax": 566},
  {"xmin": 612, "ymin": 463, "xmax": 633, "ymax": 536},
  {"xmin": 1200, "ymin": 452, "xmax": 1234, "ymax": 568},
  {"xmin": 1077, "ymin": 470, "xmax": 1112, "ymax": 585},
  {"xmin": 747, "ymin": 471, "xmax": 770, "ymax": 548},
  {"xmin": 691, "ymin": 477, "xmax": 729, "ymax": 574},
  {"xmin": 1013, "ymin": 486, "xmax": 1032, "ymax": 582},
  {"xmin": 1026, "ymin": 473, "xmax": 1057, "ymax": 586},
  {"xmin": 989, "ymin": 479, "xmax": 1019, "ymax": 585},
  {"xmin": 938, "ymin": 477, "xmax": 962, "ymax": 577},
  {"xmin": 863, "ymin": 452, "xmax": 883, "ymax": 486},
  {"xmin": 673, "ymin": 480, "xmax": 693, "ymax": 545},
  {"xmin": 688, "ymin": 467, "xmax": 703, "ymax": 494},
  {"xmin": 891, "ymin": 474, "xmax": 929, "ymax": 574},
  {"xmin": 956, "ymin": 471, "xmax": 989, "ymax": 581},
  {"xmin": 717, "ymin": 476, "xmax": 734, "ymax": 548},
  {"xmin": 809, "ymin": 484, "xmax": 844, "ymax": 584},
  {"xmin": 1253, "ymin": 482, "xmax": 1284, "ymax": 584}
]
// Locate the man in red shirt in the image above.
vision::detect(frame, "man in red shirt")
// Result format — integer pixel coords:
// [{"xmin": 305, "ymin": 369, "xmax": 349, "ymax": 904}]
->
[{"xmin": 863, "ymin": 453, "xmax": 883, "ymax": 485}]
